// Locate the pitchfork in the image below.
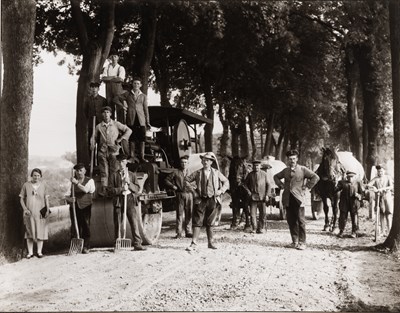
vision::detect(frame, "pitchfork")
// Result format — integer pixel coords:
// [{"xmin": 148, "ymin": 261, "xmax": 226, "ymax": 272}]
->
[
  {"xmin": 115, "ymin": 184, "xmax": 132, "ymax": 251},
  {"xmin": 68, "ymin": 170, "xmax": 84, "ymax": 255}
]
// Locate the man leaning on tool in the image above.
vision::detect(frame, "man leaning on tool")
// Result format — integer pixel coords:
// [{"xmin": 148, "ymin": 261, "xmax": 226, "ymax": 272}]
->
[
  {"xmin": 107, "ymin": 154, "xmax": 146, "ymax": 251},
  {"xmin": 66, "ymin": 163, "xmax": 96, "ymax": 254},
  {"xmin": 274, "ymin": 150, "xmax": 319, "ymax": 250},
  {"xmin": 185, "ymin": 152, "xmax": 229, "ymax": 251}
]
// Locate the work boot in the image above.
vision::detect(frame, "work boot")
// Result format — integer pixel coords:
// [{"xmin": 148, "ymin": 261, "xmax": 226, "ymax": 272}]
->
[
  {"xmin": 337, "ymin": 231, "xmax": 344, "ymax": 238},
  {"xmin": 133, "ymin": 245, "xmax": 147, "ymax": 251},
  {"xmin": 206, "ymin": 227, "xmax": 217, "ymax": 249},
  {"xmin": 186, "ymin": 242, "xmax": 197, "ymax": 251}
]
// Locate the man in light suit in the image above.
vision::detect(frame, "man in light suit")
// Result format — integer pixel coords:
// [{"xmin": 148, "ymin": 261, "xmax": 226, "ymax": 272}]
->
[
  {"xmin": 185, "ymin": 152, "xmax": 229, "ymax": 250},
  {"xmin": 113, "ymin": 77, "xmax": 150, "ymax": 163}
]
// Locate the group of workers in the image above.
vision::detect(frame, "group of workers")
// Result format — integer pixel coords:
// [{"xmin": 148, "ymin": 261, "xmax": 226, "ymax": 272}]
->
[{"xmin": 18, "ymin": 51, "xmax": 394, "ymax": 258}]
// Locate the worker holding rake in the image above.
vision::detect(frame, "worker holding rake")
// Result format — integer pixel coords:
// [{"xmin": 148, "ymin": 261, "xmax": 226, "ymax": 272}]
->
[{"xmin": 107, "ymin": 154, "xmax": 146, "ymax": 251}]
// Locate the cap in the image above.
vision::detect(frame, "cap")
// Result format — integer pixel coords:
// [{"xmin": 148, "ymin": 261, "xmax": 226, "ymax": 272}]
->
[
  {"xmin": 102, "ymin": 106, "xmax": 112, "ymax": 113},
  {"xmin": 73, "ymin": 163, "xmax": 86, "ymax": 171},
  {"xmin": 346, "ymin": 171, "xmax": 356, "ymax": 177},
  {"xmin": 116, "ymin": 154, "xmax": 129, "ymax": 161},
  {"xmin": 180, "ymin": 155, "xmax": 189, "ymax": 160},
  {"xmin": 375, "ymin": 164, "xmax": 384, "ymax": 170},
  {"xmin": 108, "ymin": 48, "xmax": 118, "ymax": 57},
  {"xmin": 286, "ymin": 149, "xmax": 299, "ymax": 157},
  {"xmin": 89, "ymin": 82, "xmax": 101, "ymax": 88},
  {"xmin": 261, "ymin": 163, "xmax": 272, "ymax": 169},
  {"xmin": 200, "ymin": 152, "xmax": 215, "ymax": 161},
  {"xmin": 252, "ymin": 160, "xmax": 262, "ymax": 164}
]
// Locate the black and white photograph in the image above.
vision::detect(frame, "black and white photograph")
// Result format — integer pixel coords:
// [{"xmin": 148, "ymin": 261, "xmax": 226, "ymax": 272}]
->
[{"xmin": 1, "ymin": 0, "xmax": 400, "ymax": 311}]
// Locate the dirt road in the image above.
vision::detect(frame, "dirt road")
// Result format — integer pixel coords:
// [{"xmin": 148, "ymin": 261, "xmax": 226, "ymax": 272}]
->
[{"xmin": 0, "ymin": 204, "xmax": 399, "ymax": 312}]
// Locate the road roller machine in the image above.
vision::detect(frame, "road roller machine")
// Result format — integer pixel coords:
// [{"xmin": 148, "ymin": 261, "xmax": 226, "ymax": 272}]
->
[{"xmin": 90, "ymin": 106, "xmax": 214, "ymax": 247}]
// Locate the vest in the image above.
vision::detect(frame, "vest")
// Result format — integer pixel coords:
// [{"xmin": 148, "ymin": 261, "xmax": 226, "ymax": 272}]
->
[
  {"xmin": 201, "ymin": 170, "xmax": 215, "ymax": 198},
  {"xmin": 75, "ymin": 176, "xmax": 93, "ymax": 209}
]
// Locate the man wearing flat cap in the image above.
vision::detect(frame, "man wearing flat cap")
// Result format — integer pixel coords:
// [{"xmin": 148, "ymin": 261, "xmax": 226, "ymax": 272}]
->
[
  {"xmin": 85, "ymin": 82, "xmax": 108, "ymax": 127},
  {"xmin": 67, "ymin": 163, "xmax": 96, "ymax": 253},
  {"xmin": 336, "ymin": 170, "xmax": 364, "ymax": 238},
  {"xmin": 185, "ymin": 152, "xmax": 229, "ymax": 251},
  {"xmin": 165, "ymin": 155, "xmax": 194, "ymax": 239},
  {"xmin": 107, "ymin": 154, "xmax": 146, "ymax": 250},
  {"xmin": 367, "ymin": 164, "xmax": 393, "ymax": 236},
  {"xmin": 85, "ymin": 82, "xmax": 108, "ymax": 161},
  {"xmin": 91, "ymin": 106, "xmax": 132, "ymax": 191},
  {"xmin": 274, "ymin": 149, "xmax": 319, "ymax": 250},
  {"xmin": 244, "ymin": 160, "xmax": 272, "ymax": 234},
  {"xmin": 101, "ymin": 50, "xmax": 126, "ymax": 123}
]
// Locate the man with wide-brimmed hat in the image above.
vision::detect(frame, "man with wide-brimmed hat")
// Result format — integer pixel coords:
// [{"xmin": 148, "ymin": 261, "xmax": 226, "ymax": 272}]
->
[
  {"xmin": 244, "ymin": 160, "xmax": 272, "ymax": 234},
  {"xmin": 107, "ymin": 154, "xmax": 146, "ymax": 251},
  {"xmin": 336, "ymin": 170, "xmax": 364, "ymax": 238},
  {"xmin": 367, "ymin": 164, "xmax": 393, "ymax": 237},
  {"xmin": 165, "ymin": 155, "xmax": 194, "ymax": 239},
  {"xmin": 101, "ymin": 49, "xmax": 126, "ymax": 123},
  {"xmin": 185, "ymin": 152, "xmax": 229, "ymax": 251},
  {"xmin": 91, "ymin": 106, "xmax": 132, "ymax": 190},
  {"xmin": 274, "ymin": 149, "xmax": 319, "ymax": 250}
]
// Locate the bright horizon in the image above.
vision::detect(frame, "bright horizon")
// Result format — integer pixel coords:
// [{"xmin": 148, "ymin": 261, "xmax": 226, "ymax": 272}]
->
[{"xmin": 30, "ymin": 52, "xmax": 222, "ymax": 158}]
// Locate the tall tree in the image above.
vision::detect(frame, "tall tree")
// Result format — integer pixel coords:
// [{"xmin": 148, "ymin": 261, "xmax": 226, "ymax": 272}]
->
[
  {"xmin": 0, "ymin": 0, "xmax": 36, "ymax": 261},
  {"xmin": 383, "ymin": 0, "xmax": 400, "ymax": 252},
  {"xmin": 70, "ymin": 0, "xmax": 115, "ymax": 165}
]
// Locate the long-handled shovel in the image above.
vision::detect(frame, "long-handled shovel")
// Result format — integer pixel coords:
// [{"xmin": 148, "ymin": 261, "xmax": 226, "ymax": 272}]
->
[
  {"xmin": 115, "ymin": 187, "xmax": 132, "ymax": 251},
  {"xmin": 90, "ymin": 116, "xmax": 96, "ymax": 177},
  {"xmin": 374, "ymin": 192, "xmax": 381, "ymax": 242},
  {"xmin": 68, "ymin": 170, "xmax": 84, "ymax": 255}
]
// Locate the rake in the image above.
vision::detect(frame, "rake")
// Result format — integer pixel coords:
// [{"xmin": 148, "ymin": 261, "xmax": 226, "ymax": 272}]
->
[
  {"xmin": 115, "ymin": 188, "xmax": 131, "ymax": 251},
  {"xmin": 373, "ymin": 192, "xmax": 381, "ymax": 242},
  {"xmin": 68, "ymin": 171, "xmax": 84, "ymax": 255}
]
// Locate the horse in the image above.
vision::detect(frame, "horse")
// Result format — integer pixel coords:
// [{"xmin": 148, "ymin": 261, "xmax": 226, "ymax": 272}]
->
[
  {"xmin": 227, "ymin": 156, "xmax": 251, "ymax": 230},
  {"xmin": 313, "ymin": 147, "xmax": 346, "ymax": 232}
]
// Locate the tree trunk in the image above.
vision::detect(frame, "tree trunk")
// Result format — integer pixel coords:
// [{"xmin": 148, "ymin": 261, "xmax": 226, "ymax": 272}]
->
[
  {"xmin": 358, "ymin": 45, "xmax": 379, "ymax": 180},
  {"xmin": 345, "ymin": 45, "xmax": 363, "ymax": 161},
  {"xmin": 248, "ymin": 114, "xmax": 257, "ymax": 160},
  {"xmin": 230, "ymin": 126, "xmax": 240, "ymax": 157},
  {"xmin": 218, "ymin": 104, "xmax": 230, "ymax": 176},
  {"xmin": 71, "ymin": 0, "xmax": 115, "ymax": 165},
  {"xmin": 362, "ymin": 114, "xmax": 368, "ymax": 169},
  {"xmin": 263, "ymin": 112, "xmax": 275, "ymax": 158},
  {"xmin": 383, "ymin": 0, "xmax": 400, "ymax": 251},
  {"xmin": 0, "ymin": 0, "xmax": 36, "ymax": 261},
  {"xmin": 239, "ymin": 117, "xmax": 248, "ymax": 158},
  {"xmin": 132, "ymin": 2, "xmax": 157, "ymax": 94},
  {"xmin": 202, "ymin": 77, "xmax": 214, "ymax": 152},
  {"xmin": 153, "ymin": 29, "xmax": 171, "ymax": 107}
]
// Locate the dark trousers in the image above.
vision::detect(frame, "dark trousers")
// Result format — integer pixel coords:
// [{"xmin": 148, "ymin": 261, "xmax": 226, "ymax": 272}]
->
[
  {"xmin": 69, "ymin": 204, "xmax": 91, "ymax": 248},
  {"xmin": 113, "ymin": 201, "xmax": 142, "ymax": 247},
  {"xmin": 286, "ymin": 194, "xmax": 306, "ymax": 244},
  {"xmin": 249, "ymin": 201, "xmax": 267, "ymax": 231},
  {"xmin": 192, "ymin": 197, "xmax": 218, "ymax": 227},
  {"xmin": 176, "ymin": 192, "xmax": 193, "ymax": 235},
  {"xmin": 339, "ymin": 210, "xmax": 358, "ymax": 232}
]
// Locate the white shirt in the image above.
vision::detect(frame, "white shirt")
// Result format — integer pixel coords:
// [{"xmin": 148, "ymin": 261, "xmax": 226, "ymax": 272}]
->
[{"xmin": 102, "ymin": 63, "xmax": 126, "ymax": 80}]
